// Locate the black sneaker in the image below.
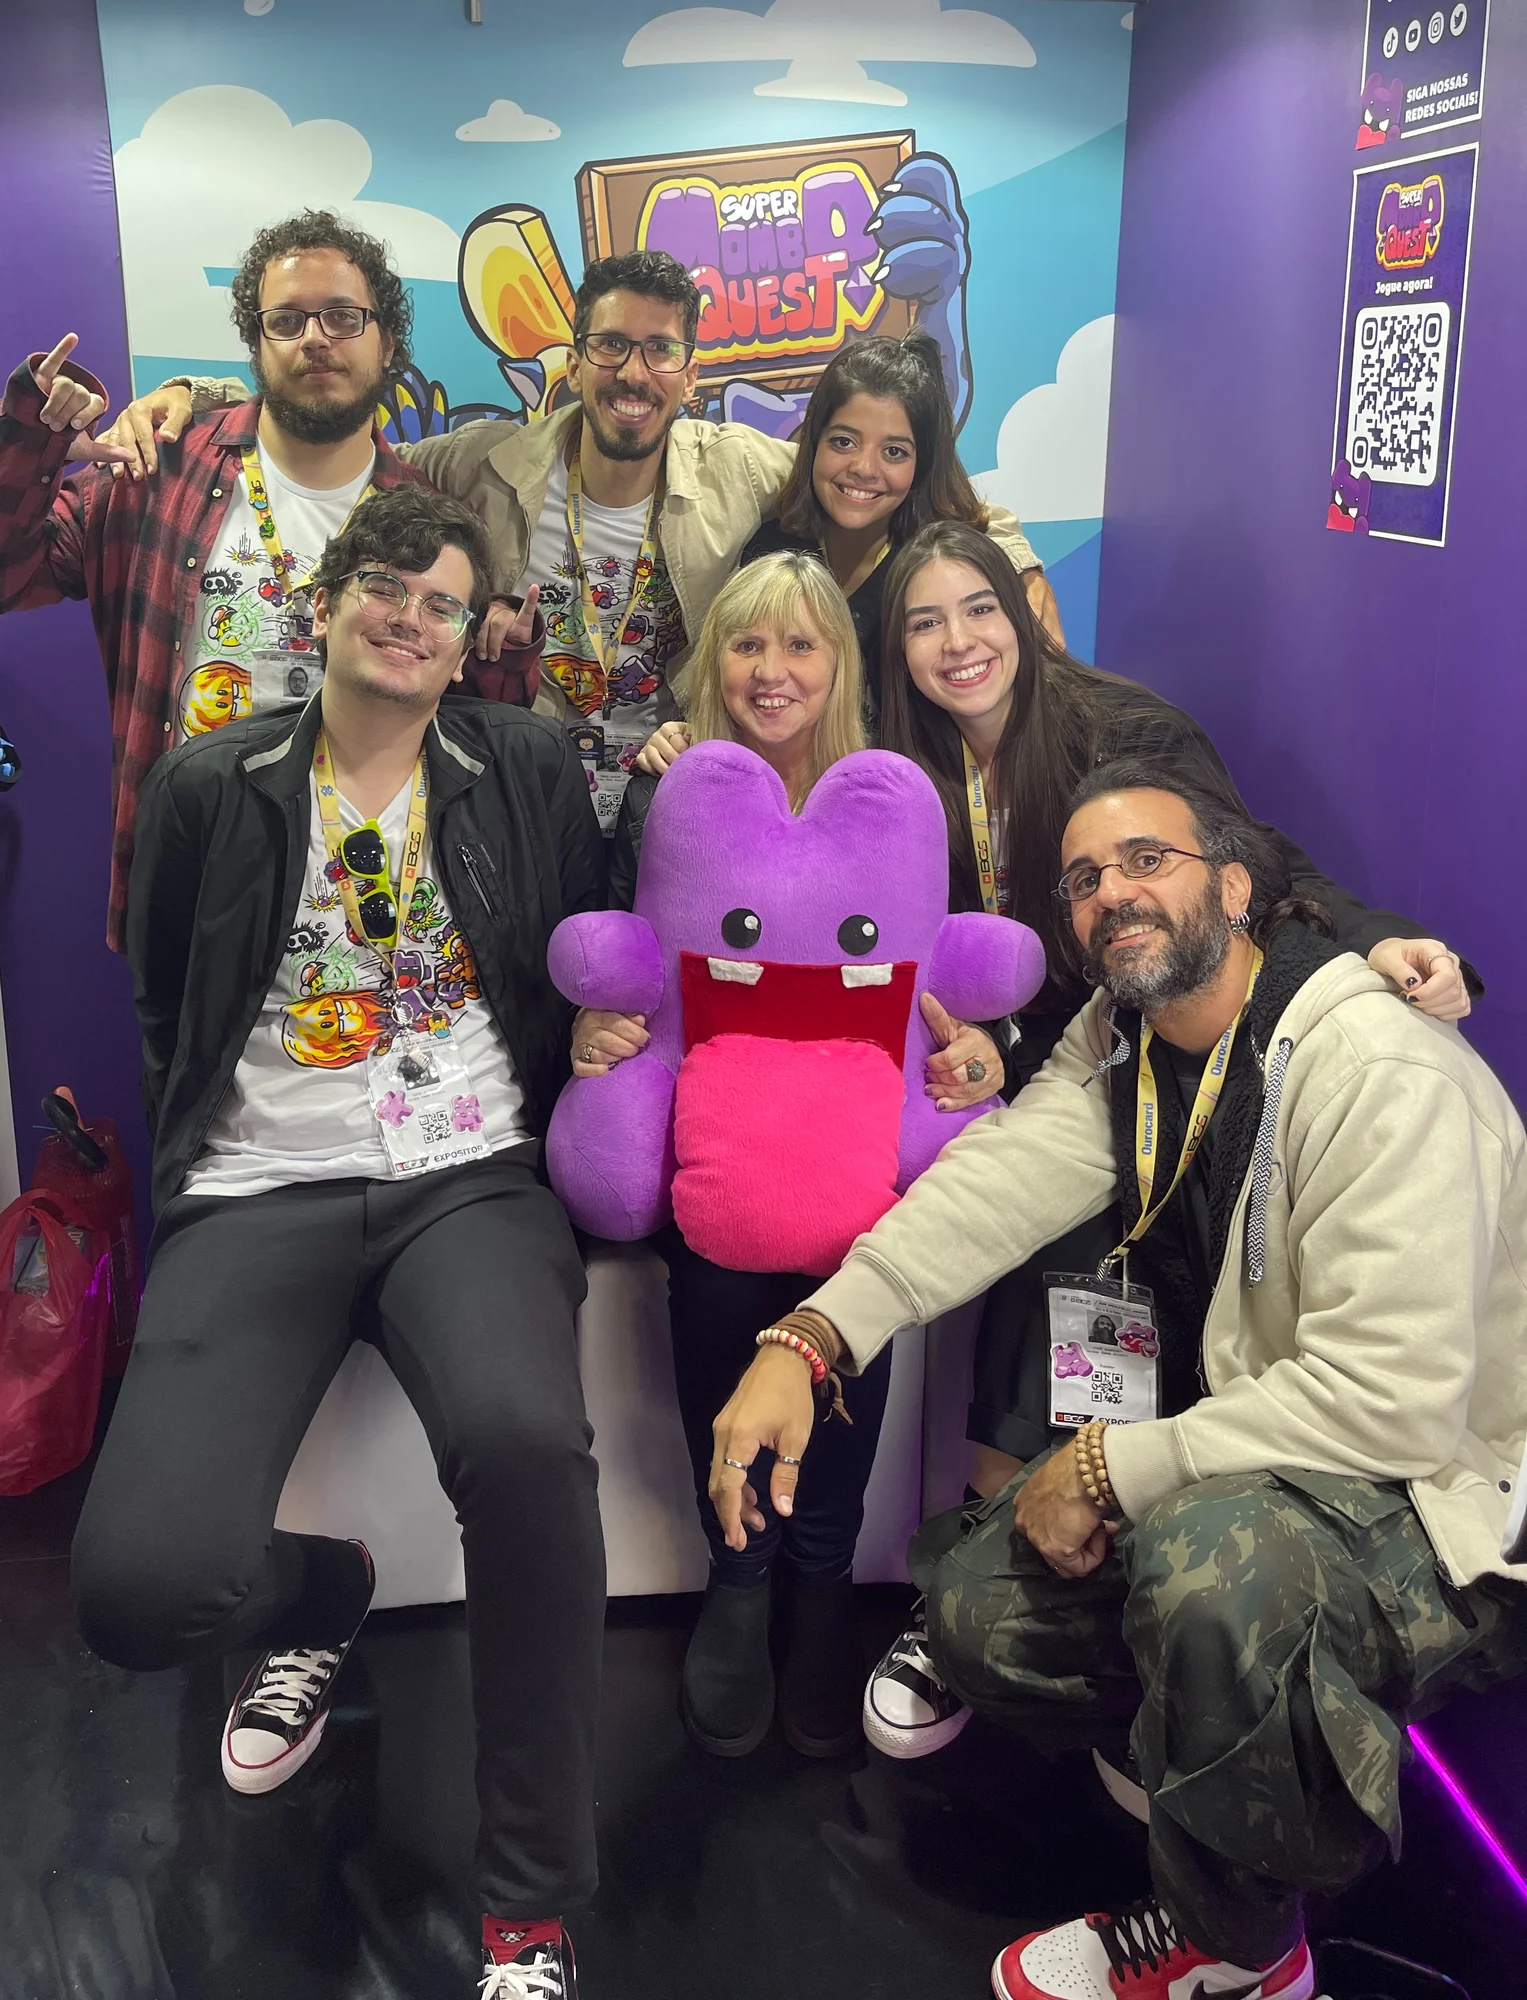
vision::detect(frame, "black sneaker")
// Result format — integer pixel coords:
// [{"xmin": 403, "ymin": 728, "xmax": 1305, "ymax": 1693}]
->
[
  {"xmin": 861, "ymin": 1604, "xmax": 971, "ymax": 1760},
  {"xmin": 481, "ymin": 1917, "xmax": 577, "ymax": 1998},
  {"xmin": 1092, "ymin": 1744, "xmax": 1150, "ymax": 1823},
  {"xmin": 220, "ymin": 1542, "xmax": 373, "ymax": 1796}
]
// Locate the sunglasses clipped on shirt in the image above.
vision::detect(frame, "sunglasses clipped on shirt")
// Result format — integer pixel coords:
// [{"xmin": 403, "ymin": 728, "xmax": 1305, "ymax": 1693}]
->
[{"xmin": 338, "ymin": 821, "xmax": 400, "ymax": 949}]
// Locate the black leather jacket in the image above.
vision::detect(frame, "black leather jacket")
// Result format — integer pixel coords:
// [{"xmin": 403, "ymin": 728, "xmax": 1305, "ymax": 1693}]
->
[{"xmin": 127, "ymin": 693, "xmax": 605, "ymax": 1215}]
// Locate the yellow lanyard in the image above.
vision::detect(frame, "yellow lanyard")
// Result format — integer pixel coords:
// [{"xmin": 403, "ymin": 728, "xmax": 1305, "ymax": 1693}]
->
[
  {"xmin": 312, "ymin": 731, "xmax": 428, "ymax": 988},
  {"xmin": 565, "ymin": 448, "xmax": 661, "ymax": 718},
  {"xmin": 963, "ymin": 741, "xmax": 1001, "ymax": 915},
  {"xmin": 1112, "ymin": 944, "xmax": 1264, "ymax": 1264},
  {"xmin": 241, "ymin": 444, "xmax": 376, "ymax": 604}
]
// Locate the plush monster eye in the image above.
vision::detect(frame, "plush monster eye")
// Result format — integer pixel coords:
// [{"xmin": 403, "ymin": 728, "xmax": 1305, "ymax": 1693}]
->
[
  {"xmin": 721, "ymin": 907, "xmax": 762, "ymax": 949},
  {"xmin": 837, "ymin": 915, "xmax": 879, "ymax": 956}
]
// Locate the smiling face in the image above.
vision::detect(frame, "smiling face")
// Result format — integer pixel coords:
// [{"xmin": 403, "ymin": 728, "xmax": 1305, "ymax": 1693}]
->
[
  {"xmin": 312, "ymin": 543, "xmax": 475, "ymax": 714},
  {"xmin": 900, "ymin": 555, "xmax": 1021, "ymax": 734},
  {"xmin": 567, "ymin": 287, "xmax": 700, "ymax": 464},
  {"xmin": 811, "ymin": 392, "xmax": 918, "ymax": 538},
  {"xmin": 718, "ymin": 601, "xmax": 836, "ymax": 764},
  {"xmin": 254, "ymin": 249, "xmax": 394, "ymax": 445},
  {"xmin": 1061, "ymin": 789, "xmax": 1248, "ymax": 1014}
]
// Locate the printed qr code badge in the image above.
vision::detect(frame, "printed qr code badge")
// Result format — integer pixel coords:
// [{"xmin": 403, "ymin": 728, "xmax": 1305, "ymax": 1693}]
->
[{"xmin": 1346, "ymin": 302, "xmax": 1451, "ymax": 484}]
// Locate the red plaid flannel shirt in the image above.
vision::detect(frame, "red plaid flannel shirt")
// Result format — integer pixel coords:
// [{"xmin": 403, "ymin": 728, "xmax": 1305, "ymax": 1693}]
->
[{"xmin": 0, "ymin": 357, "xmax": 539, "ymax": 951}]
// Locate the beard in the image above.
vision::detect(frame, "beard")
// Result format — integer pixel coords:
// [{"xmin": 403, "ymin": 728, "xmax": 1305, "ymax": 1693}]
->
[
  {"xmin": 1082, "ymin": 878, "xmax": 1231, "ymax": 1013},
  {"xmin": 254, "ymin": 353, "xmax": 388, "ymax": 445},
  {"xmin": 582, "ymin": 385, "xmax": 671, "ymax": 463}
]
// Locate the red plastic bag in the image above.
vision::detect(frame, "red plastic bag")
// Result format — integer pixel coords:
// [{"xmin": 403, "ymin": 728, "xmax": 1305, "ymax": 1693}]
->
[
  {"xmin": 0, "ymin": 1192, "xmax": 111, "ymax": 1496},
  {"xmin": 31, "ymin": 1098, "xmax": 141, "ymax": 1376}
]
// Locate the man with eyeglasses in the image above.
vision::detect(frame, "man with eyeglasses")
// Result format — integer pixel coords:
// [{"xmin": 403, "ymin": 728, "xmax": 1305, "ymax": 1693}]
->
[
  {"xmin": 708, "ymin": 757, "xmax": 1527, "ymax": 2000},
  {"xmin": 0, "ymin": 210, "xmax": 538, "ymax": 952},
  {"xmin": 72, "ymin": 483, "xmax": 605, "ymax": 2000}
]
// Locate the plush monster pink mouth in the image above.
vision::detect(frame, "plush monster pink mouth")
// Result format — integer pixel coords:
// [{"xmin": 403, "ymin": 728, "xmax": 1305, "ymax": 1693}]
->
[{"xmin": 679, "ymin": 951, "xmax": 917, "ymax": 1064}]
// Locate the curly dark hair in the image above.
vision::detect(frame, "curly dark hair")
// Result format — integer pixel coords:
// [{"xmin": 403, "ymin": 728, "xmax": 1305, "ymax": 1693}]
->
[
  {"xmin": 310, "ymin": 486, "xmax": 494, "ymax": 632},
  {"xmin": 230, "ymin": 210, "xmax": 412, "ymax": 373},
  {"xmin": 573, "ymin": 250, "xmax": 701, "ymax": 346}
]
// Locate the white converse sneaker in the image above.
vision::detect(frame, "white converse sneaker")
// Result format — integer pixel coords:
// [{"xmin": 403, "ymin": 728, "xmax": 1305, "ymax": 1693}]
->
[
  {"xmin": 862, "ymin": 1606, "xmax": 972, "ymax": 1759},
  {"xmin": 991, "ymin": 1900, "xmax": 1315, "ymax": 2000}
]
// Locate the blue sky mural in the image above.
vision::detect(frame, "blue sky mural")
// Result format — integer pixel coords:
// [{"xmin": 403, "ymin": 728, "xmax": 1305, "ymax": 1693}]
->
[{"xmin": 96, "ymin": 0, "xmax": 1133, "ymax": 657}]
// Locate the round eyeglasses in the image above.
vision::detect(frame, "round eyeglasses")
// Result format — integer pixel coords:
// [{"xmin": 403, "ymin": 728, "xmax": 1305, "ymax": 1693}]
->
[
  {"xmin": 257, "ymin": 306, "xmax": 377, "ymax": 342},
  {"xmin": 1055, "ymin": 844, "xmax": 1209, "ymax": 907},
  {"xmin": 340, "ymin": 569, "xmax": 476, "ymax": 640}
]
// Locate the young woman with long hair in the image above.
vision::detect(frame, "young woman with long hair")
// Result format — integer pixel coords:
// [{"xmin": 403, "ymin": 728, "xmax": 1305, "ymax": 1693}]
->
[{"xmin": 575, "ymin": 551, "xmax": 1003, "ymax": 1760}]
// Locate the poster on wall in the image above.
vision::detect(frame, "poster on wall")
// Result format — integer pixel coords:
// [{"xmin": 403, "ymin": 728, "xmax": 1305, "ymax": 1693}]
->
[
  {"xmin": 1328, "ymin": 142, "xmax": 1477, "ymax": 547},
  {"xmin": 1356, "ymin": 0, "xmax": 1489, "ymax": 151}
]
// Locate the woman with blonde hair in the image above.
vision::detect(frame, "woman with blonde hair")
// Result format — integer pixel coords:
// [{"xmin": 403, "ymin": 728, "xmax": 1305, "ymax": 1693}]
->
[{"xmin": 577, "ymin": 552, "xmax": 1002, "ymax": 1760}]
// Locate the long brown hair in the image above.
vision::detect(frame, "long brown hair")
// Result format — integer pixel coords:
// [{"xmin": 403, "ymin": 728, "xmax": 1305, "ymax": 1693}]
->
[
  {"xmin": 775, "ymin": 331, "xmax": 987, "ymax": 547},
  {"xmin": 877, "ymin": 521, "xmax": 1152, "ymax": 1009}
]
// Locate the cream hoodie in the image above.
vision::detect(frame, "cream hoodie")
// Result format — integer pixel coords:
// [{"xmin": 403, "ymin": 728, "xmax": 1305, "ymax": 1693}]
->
[{"xmin": 808, "ymin": 953, "xmax": 1527, "ymax": 1587}]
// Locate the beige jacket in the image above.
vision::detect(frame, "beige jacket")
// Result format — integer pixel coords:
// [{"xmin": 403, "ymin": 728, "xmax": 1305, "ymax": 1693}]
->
[
  {"xmin": 400, "ymin": 405, "xmax": 1042, "ymax": 725},
  {"xmin": 808, "ymin": 953, "xmax": 1527, "ymax": 1588}
]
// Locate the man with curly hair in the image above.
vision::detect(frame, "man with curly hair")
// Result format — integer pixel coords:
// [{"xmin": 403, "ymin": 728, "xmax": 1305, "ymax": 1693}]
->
[{"xmin": 0, "ymin": 211, "xmax": 538, "ymax": 950}]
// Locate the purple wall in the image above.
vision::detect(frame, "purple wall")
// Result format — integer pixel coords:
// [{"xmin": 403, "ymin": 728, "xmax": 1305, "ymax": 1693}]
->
[
  {"xmin": 1097, "ymin": 0, "xmax": 1526, "ymax": 1107},
  {"xmin": 0, "ymin": 0, "xmax": 151, "ymax": 1211}
]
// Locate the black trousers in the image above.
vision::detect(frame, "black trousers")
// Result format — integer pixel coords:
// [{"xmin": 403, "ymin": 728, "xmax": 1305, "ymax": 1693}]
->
[
  {"xmin": 71, "ymin": 1149, "xmax": 604, "ymax": 1920},
  {"xmin": 660, "ymin": 1227, "xmax": 893, "ymax": 1586}
]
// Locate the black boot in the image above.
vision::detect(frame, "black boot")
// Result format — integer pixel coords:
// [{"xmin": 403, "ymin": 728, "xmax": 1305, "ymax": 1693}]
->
[
  {"xmin": 778, "ymin": 1570, "xmax": 863, "ymax": 1758},
  {"xmin": 680, "ymin": 1571, "xmax": 775, "ymax": 1757}
]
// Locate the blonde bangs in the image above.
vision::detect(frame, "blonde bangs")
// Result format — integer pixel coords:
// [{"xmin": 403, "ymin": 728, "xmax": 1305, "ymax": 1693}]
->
[{"xmin": 686, "ymin": 551, "xmax": 866, "ymax": 797}]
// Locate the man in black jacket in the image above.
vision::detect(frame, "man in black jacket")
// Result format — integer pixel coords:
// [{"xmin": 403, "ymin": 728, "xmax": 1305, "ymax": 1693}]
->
[{"xmin": 71, "ymin": 486, "xmax": 604, "ymax": 2000}]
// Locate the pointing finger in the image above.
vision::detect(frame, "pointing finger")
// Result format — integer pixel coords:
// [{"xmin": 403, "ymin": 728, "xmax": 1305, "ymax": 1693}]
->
[{"xmin": 34, "ymin": 334, "xmax": 78, "ymax": 389}]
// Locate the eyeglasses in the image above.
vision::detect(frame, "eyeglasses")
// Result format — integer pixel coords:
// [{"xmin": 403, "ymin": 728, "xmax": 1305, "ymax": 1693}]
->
[
  {"xmin": 338, "ymin": 823, "xmax": 399, "ymax": 947},
  {"xmin": 575, "ymin": 331, "xmax": 695, "ymax": 374},
  {"xmin": 256, "ymin": 305, "xmax": 377, "ymax": 342},
  {"xmin": 339, "ymin": 569, "xmax": 477, "ymax": 640},
  {"xmin": 1055, "ymin": 843, "xmax": 1209, "ymax": 907}
]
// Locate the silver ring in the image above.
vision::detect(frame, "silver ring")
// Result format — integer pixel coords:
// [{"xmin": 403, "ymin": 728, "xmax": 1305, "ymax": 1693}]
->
[
  {"xmin": 723, "ymin": 1456, "xmax": 750, "ymax": 1472},
  {"xmin": 1427, "ymin": 952, "xmax": 1457, "ymax": 969},
  {"xmin": 777, "ymin": 1454, "xmax": 801, "ymax": 1466},
  {"xmin": 964, "ymin": 1058, "xmax": 987, "ymax": 1084}
]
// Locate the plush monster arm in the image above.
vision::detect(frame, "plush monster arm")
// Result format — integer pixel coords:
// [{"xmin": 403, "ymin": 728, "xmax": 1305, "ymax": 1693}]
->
[
  {"xmin": 926, "ymin": 912, "xmax": 1047, "ymax": 1022},
  {"xmin": 545, "ymin": 911, "xmax": 676, "ymax": 1239}
]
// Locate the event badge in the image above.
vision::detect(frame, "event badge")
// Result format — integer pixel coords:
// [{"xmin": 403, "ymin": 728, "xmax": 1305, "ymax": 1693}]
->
[
  {"xmin": 1045, "ymin": 1272, "xmax": 1160, "ymax": 1429},
  {"xmin": 365, "ymin": 1020, "xmax": 491, "ymax": 1179},
  {"xmin": 251, "ymin": 647, "xmax": 323, "ymax": 712}
]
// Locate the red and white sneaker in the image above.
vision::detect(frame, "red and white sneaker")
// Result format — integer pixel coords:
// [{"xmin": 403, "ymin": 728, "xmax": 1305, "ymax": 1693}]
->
[
  {"xmin": 991, "ymin": 1899, "xmax": 1315, "ymax": 2000},
  {"xmin": 481, "ymin": 1916, "xmax": 578, "ymax": 1998},
  {"xmin": 220, "ymin": 1541, "xmax": 374, "ymax": 1796}
]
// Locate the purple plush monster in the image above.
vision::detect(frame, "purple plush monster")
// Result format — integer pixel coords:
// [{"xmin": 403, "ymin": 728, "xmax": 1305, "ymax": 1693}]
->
[{"xmin": 546, "ymin": 743, "xmax": 1045, "ymax": 1273}]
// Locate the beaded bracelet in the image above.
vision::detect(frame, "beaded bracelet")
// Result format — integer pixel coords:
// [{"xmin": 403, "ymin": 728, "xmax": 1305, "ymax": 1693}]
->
[
  {"xmin": 756, "ymin": 1326, "xmax": 829, "ymax": 1385},
  {"xmin": 1074, "ymin": 1419, "xmax": 1121, "ymax": 1517}
]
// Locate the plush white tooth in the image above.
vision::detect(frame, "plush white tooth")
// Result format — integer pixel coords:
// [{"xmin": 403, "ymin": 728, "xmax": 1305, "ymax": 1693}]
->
[
  {"xmin": 707, "ymin": 957, "xmax": 763, "ymax": 985},
  {"xmin": 840, "ymin": 963, "xmax": 892, "ymax": 988}
]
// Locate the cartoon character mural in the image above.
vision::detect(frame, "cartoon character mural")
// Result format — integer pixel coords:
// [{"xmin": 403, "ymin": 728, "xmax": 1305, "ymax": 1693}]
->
[
  {"xmin": 377, "ymin": 132, "xmax": 974, "ymax": 452},
  {"xmin": 1357, "ymin": 73, "xmax": 1404, "ymax": 149}
]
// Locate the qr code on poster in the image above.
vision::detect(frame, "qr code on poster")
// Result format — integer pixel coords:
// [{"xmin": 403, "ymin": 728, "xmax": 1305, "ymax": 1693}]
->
[
  {"xmin": 417, "ymin": 1107, "xmax": 452, "ymax": 1146},
  {"xmin": 1345, "ymin": 302, "xmax": 1451, "ymax": 486},
  {"xmin": 1093, "ymin": 1369, "xmax": 1124, "ymax": 1408}
]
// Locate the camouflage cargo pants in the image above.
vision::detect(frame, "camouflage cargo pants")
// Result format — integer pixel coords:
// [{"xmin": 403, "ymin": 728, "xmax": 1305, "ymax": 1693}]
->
[{"xmin": 908, "ymin": 1453, "xmax": 1527, "ymax": 1965}]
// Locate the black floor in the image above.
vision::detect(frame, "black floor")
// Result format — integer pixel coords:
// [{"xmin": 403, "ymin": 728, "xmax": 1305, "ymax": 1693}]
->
[{"xmin": 4, "ymin": 1432, "xmax": 1527, "ymax": 1999}]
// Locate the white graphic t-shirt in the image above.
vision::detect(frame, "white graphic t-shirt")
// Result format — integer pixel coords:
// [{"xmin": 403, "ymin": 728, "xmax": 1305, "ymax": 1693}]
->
[
  {"xmin": 525, "ymin": 454, "xmax": 684, "ymax": 834},
  {"xmin": 185, "ymin": 770, "xmax": 527, "ymax": 1196},
  {"xmin": 175, "ymin": 453, "xmax": 374, "ymax": 744}
]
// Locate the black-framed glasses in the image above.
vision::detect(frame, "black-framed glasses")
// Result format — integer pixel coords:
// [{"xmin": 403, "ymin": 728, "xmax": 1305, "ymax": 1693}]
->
[
  {"xmin": 1055, "ymin": 843, "xmax": 1209, "ymax": 907},
  {"xmin": 256, "ymin": 305, "xmax": 378, "ymax": 342},
  {"xmin": 575, "ymin": 331, "xmax": 695, "ymax": 374},
  {"xmin": 340, "ymin": 569, "xmax": 477, "ymax": 640},
  {"xmin": 338, "ymin": 822, "xmax": 398, "ymax": 947}
]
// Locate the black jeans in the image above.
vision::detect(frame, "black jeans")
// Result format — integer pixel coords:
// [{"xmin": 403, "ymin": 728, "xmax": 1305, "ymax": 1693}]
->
[
  {"xmin": 71, "ymin": 1149, "xmax": 604, "ymax": 1921},
  {"xmin": 660, "ymin": 1227, "xmax": 893, "ymax": 1587}
]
